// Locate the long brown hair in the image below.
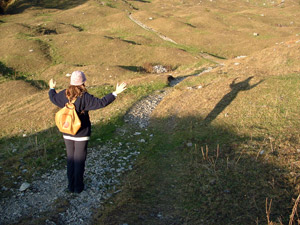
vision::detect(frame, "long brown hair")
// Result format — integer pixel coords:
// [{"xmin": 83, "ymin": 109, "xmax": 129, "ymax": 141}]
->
[{"xmin": 66, "ymin": 84, "xmax": 87, "ymax": 101}]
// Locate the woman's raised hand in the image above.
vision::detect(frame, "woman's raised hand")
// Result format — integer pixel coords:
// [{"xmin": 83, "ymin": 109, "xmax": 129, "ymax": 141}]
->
[
  {"xmin": 49, "ymin": 79, "xmax": 56, "ymax": 89},
  {"xmin": 115, "ymin": 82, "xmax": 127, "ymax": 95}
]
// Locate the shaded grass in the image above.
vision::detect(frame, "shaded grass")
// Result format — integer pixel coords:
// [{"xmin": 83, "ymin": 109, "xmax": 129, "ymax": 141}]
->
[
  {"xmin": 94, "ymin": 117, "xmax": 295, "ymax": 224},
  {"xmin": 0, "ymin": 61, "xmax": 48, "ymax": 89},
  {"xmin": 94, "ymin": 73, "xmax": 300, "ymax": 224},
  {"xmin": 0, "ymin": 127, "xmax": 65, "ymax": 198}
]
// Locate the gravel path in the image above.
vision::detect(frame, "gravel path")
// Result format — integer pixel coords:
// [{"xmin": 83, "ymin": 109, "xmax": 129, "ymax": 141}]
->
[
  {"xmin": 0, "ymin": 142, "xmax": 140, "ymax": 225},
  {"xmin": 124, "ymin": 89, "xmax": 171, "ymax": 128}
]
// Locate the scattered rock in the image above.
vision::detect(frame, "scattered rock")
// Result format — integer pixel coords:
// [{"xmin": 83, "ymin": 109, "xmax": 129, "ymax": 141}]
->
[
  {"xmin": 253, "ymin": 33, "xmax": 259, "ymax": 36},
  {"xmin": 19, "ymin": 182, "xmax": 30, "ymax": 192},
  {"xmin": 157, "ymin": 212, "xmax": 163, "ymax": 219},
  {"xmin": 235, "ymin": 55, "xmax": 247, "ymax": 59},
  {"xmin": 260, "ymin": 150, "xmax": 265, "ymax": 155},
  {"xmin": 209, "ymin": 179, "xmax": 216, "ymax": 185},
  {"xmin": 187, "ymin": 142, "xmax": 193, "ymax": 147},
  {"xmin": 152, "ymin": 65, "xmax": 168, "ymax": 74}
]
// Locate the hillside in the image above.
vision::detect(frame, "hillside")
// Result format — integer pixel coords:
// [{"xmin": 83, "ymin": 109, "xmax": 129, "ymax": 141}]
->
[{"xmin": 1, "ymin": 0, "xmax": 300, "ymax": 224}]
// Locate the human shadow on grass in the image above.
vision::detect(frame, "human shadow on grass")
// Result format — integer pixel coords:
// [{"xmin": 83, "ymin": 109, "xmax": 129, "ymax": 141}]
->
[
  {"xmin": 95, "ymin": 115, "xmax": 298, "ymax": 225},
  {"xmin": 3, "ymin": 0, "xmax": 88, "ymax": 14},
  {"xmin": 204, "ymin": 76, "xmax": 264, "ymax": 124}
]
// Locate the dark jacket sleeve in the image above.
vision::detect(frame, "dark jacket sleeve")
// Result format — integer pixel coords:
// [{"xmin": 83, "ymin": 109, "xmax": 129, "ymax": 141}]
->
[
  {"xmin": 49, "ymin": 89, "xmax": 67, "ymax": 108},
  {"xmin": 83, "ymin": 92, "xmax": 116, "ymax": 111}
]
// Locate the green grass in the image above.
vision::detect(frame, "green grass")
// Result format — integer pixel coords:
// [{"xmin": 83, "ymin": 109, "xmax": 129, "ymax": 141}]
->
[
  {"xmin": 0, "ymin": 127, "xmax": 65, "ymax": 197},
  {"xmin": 16, "ymin": 33, "xmax": 64, "ymax": 65}
]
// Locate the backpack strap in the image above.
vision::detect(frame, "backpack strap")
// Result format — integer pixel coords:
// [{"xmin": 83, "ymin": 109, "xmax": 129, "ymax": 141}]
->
[{"xmin": 69, "ymin": 97, "xmax": 85, "ymax": 114}]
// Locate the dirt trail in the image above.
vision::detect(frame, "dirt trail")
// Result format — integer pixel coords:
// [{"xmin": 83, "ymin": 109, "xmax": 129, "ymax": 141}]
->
[{"xmin": 128, "ymin": 13, "xmax": 177, "ymax": 44}]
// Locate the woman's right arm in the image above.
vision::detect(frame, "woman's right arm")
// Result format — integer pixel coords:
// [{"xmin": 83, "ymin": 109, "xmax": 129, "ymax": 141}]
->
[{"xmin": 48, "ymin": 79, "xmax": 66, "ymax": 108}]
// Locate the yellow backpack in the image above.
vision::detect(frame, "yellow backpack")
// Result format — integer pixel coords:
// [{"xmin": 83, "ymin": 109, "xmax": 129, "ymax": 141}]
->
[{"xmin": 55, "ymin": 99, "xmax": 81, "ymax": 135}]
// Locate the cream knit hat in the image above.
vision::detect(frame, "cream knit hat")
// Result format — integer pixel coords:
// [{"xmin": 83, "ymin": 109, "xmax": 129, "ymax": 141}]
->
[{"xmin": 70, "ymin": 71, "xmax": 86, "ymax": 86}]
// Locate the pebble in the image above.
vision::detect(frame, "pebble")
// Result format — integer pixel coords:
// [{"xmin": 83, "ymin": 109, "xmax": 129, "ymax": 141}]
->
[
  {"xmin": 235, "ymin": 55, "xmax": 247, "ymax": 59},
  {"xmin": 187, "ymin": 142, "xmax": 193, "ymax": 147},
  {"xmin": 260, "ymin": 150, "xmax": 265, "ymax": 155},
  {"xmin": 19, "ymin": 182, "xmax": 30, "ymax": 192}
]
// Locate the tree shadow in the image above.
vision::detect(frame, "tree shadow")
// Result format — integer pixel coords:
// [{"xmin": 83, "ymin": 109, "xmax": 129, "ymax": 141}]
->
[
  {"xmin": 204, "ymin": 76, "xmax": 264, "ymax": 124},
  {"xmin": 3, "ymin": 0, "xmax": 88, "ymax": 14}
]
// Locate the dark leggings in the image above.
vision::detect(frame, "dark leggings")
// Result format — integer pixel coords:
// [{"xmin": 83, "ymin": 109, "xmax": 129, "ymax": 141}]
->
[{"xmin": 64, "ymin": 139, "xmax": 88, "ymax": 193}]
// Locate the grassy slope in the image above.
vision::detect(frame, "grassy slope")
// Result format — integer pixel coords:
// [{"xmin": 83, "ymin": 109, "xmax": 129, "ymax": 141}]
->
[{"xmin": 1, "ymin": 0, "xmax": 300, "ymax": 224}]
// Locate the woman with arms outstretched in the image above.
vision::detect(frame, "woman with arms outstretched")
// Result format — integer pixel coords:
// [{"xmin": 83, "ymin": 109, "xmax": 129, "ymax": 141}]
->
[{"xmin": 49, "ymin": 71, "xmax": 126, "ymax": 193}]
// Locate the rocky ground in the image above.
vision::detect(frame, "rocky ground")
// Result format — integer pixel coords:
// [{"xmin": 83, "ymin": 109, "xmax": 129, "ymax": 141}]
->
[{"xmin": 0, "ymin": 141, "xmax": 141, "ymax": 225}]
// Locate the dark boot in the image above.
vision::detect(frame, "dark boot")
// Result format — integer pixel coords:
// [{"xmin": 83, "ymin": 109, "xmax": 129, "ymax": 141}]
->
[
  {"xmin": 74, "ymin": 160, "xmax": 85, "ymax": 193},
  {"xmin": 67, "ymin": 159, "xmax": 75, "ymax": 192}
]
